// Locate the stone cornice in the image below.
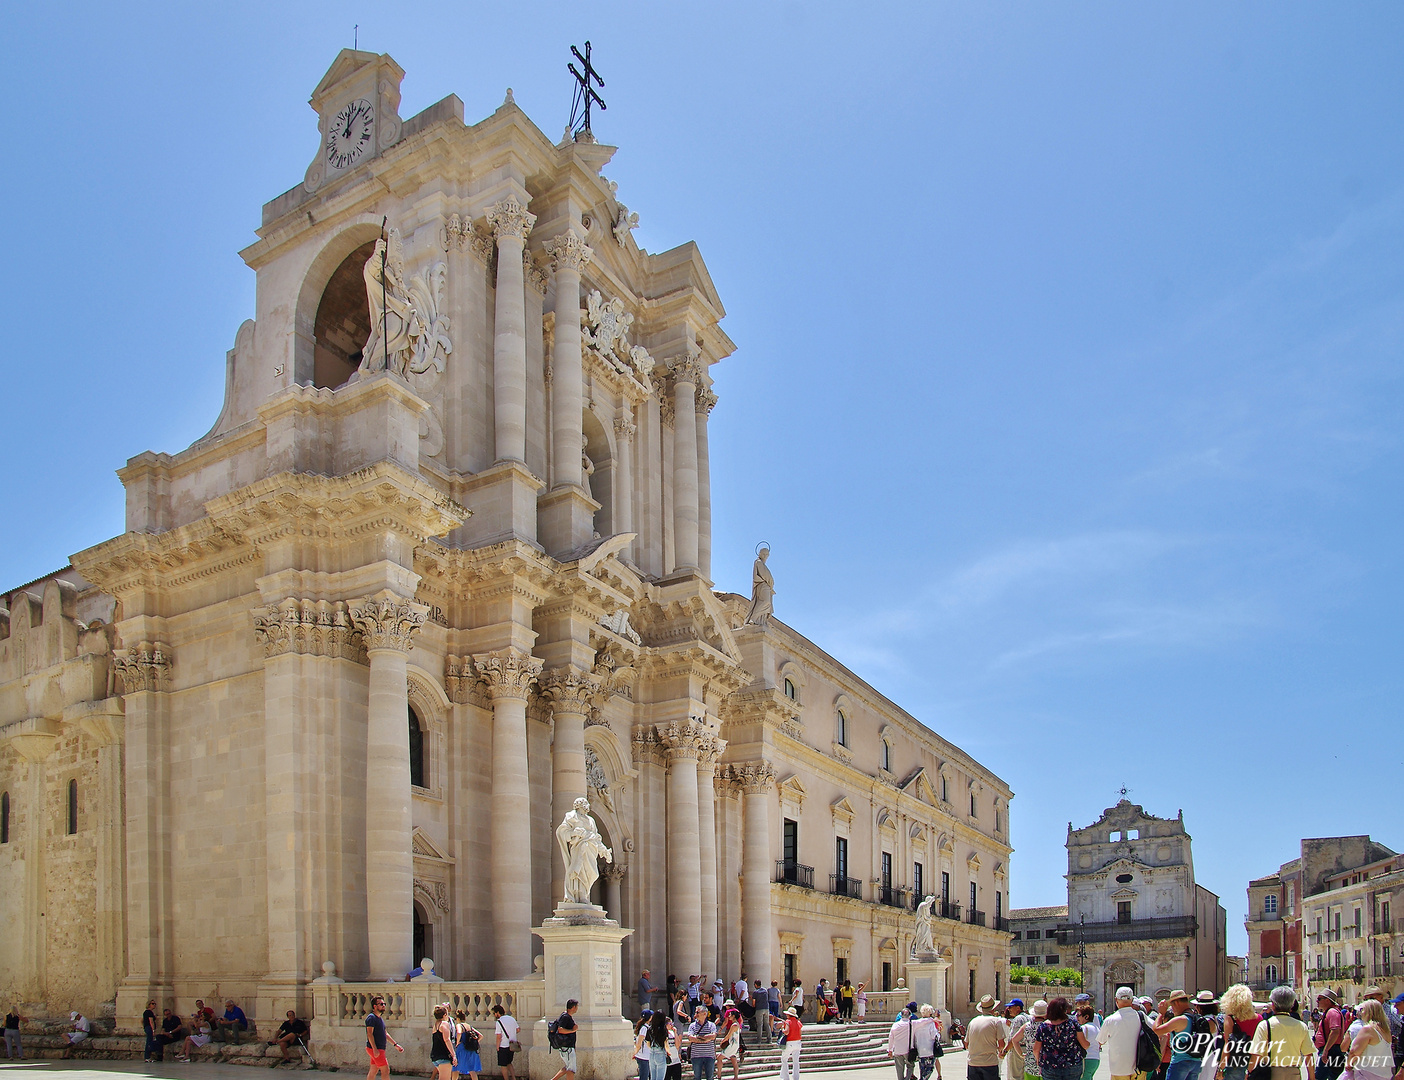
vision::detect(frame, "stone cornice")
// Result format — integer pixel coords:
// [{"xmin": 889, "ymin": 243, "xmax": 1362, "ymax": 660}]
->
[{"xmin": 71, "ymin": 517, "xmax": 257, "ymax": 600}]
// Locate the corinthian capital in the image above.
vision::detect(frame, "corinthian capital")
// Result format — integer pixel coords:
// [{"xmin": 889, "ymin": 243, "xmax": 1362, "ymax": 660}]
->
[
  {"xmin": 668, "ymin": 354, "xmax": 705, "ymax": 387},
  {"xmin": 695, "ymin": 387, "xmax": 717, "ymax": 415},
  {"xmin": 113, "ymin": 641, "xmax": 173, "ymax": 694},
  {"xmin": 473, "ymin": 648, "xmax": 544, "ymax": 702},
  {"xmin": 697, "ymin": 732, "xmax": 727, "ymax": 765},
  {"xmin": 539, "ymin": 668, "xmax": 603, "ymax": 713},
  {"xmin": 487, "ymin": 197, "xmax": 536, "ymax": 242},
  {"xmin": 731, "ymin": 761, "xmax": 777, "ymax": 794},
  {"xmin": 658, "ymin": 716, "xmax": 709, "ymax": 762},
  {"xmin": 613, "ymin": 416, "xmax": 637, "ymax": 442},
  {"xmin": 545, "ymin": 231, "xmax": 593, "ymax": 273},
  {"xmin": 253, "ymin": 597, "xmax": 364, "ymax": 660},
  {"xmin": 349, "ymin": 592, "xmax": 428, "ymax": 654}
]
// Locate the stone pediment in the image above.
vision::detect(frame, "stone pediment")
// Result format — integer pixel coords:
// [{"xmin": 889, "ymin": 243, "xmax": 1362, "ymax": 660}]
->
[
  {"xmin": 777, "ymin": 774, "xmax": 807, "ymax": 813},
  {"xmin": 831, "ymin": 797, "xmax": 856, "ymax": 827},
  {"xmin": 1081, "ymin": 854, "xmax": 1153, "ymax": 879},
  {"xmin": 1110, "ymin": 887, "xmax": 1138, "ymax": 900},
  {"xmin": 411, "ymin": 827, "xmax": 452, "ymax": 863},
  {"xmin": 899, "ymin": 767, "xmax": 940, "ymax": 807}
]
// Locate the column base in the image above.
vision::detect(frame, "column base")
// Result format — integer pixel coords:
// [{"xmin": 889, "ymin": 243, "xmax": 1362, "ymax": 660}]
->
[
  {"xmin": 454, "ymin": 460, "xmax": 544, "ymax": 546},
  {"xmin": 531, "ymin": 912, "xmax": 634, "ymax": 1080},
  {"xmin": 538, "ymin": 484, "xmax": 600, "ymax": 557}
]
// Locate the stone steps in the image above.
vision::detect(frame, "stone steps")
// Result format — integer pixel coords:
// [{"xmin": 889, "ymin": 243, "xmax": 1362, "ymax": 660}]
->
[
  {"xmin": 731, "ymin": 1020, "xmax": 910, "ymax": 1078},
  {"xmin": 11, "ymin": 1025, "xmax": 309, "ymax": 1069}
]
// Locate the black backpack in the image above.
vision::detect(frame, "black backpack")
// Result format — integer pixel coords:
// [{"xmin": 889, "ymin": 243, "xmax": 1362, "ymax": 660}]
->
[
  {"xmin": 547, "ymin": 1019, "xmax": 561, "ymax": 1049},
  {"xmin": 1135, "ymin": 1014, "xmax": 1164, "ymax": 1076}
]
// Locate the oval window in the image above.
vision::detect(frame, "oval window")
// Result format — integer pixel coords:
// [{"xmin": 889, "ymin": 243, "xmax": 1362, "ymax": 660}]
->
[{"xmin": 1115, "ymin": 873, "xmax": 1133, "ymax": 883}]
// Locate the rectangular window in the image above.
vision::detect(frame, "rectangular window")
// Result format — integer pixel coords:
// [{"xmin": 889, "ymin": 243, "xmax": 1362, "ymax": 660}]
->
[
  {"xmin": 1011, "ymin": 956, "xmax": 1021, "ymax": 966},
  {"xmin": 836, "ymin": 957, "xmax": 848, "ymax": 985},
  {"xmin": 1383, "ymin": 950, "xmax": 1392, "ymax": 976},
  {"xmin": 1012, "ymin": 931, "xmax": 1022, "ymax": 940},
  {"xmin": 881, "ymin": 851, "xmax": 892, "ymax": 887},
  {"xmin": 1334, "ymin": 911, "xmax": 1341, "ymax": 941},
  {"xmin": 970, "ymin": 792, "xmax": 977, "ymax": 817},
  {"xmin": 882, "ymin": 962, "xmax": 892, "ymax": 991},
  {"xmin": 1316, "ymin": 916, "xmax": 1323, "ymax": 941},
  {"xmin": 941, "ymin": 871, "xmax": 950, "ymax": 902},
  {"xmin": 1264, "ymin": 894, "xmax": 1278, "ymax": 915},
  {"xmin": 836, "ymin": 837, "xmax": 849, "ymax": 880},
  {"xmin": 1287, "ymin": 883, "xmax": 1295, "ymax": 913},
  {"xmin": 784, "ymin": 819, "xmax": 798, "ymax": 865},
  {"xmin": 996, "ymin": 891, "xmax": 1003, "ymax": 919},
  {"xmin": 941, "ymin": 776, "xmax": 948, "ymax": 802},
  {"xmin": 1046, "ymin": 955, "xmax": 1059, "ymax": 965},
  {"xmin": 995, "ymin": 972, "xmax": 1002, "ymax": 1000},
  {"xmin": 914, "ymin": 863, "xmax": 923, "ymax": 899},
  {"xmin": 970, "ymin": 881, "xmax": 978, "ymax": 912},
  {"xmin": 1118, "ymin": 901, "xmax": 1132, "ymax": 924},
  {"xmin": 1354, "ymin": 908, "xmax": 1362, "ymax": 937},
  {"xmin": 968, "ymin": 969, "xmax": 976, "ymax": 1002},
  {"xmin": 785, "ymin": 954, "xmax": 797, "ymax": 991}
]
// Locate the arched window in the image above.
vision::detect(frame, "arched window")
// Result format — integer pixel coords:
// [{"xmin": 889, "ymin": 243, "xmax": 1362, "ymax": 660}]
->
[
  {"xmin": 880, "ymin": 738, "xmax": 891, "ymax": 772},
  {"xmin": 67, "ymin": 779, "xmax": 78, "ymax": 835},
  {"xmin": 1, "ymin": 791, "xmax": 9, "ymax": 844},
  {"xmin": 1264, "ymin": 963, "xmax": 1278, "ymax": 983},
  {"xmin": 836, "ymin": 710, "xmax": 848, "ymax": 747},
  {"xmin": 408, "ymin": 706, "xmax": 426, "ymax": 789},
  {"xmin": 783, "ymin": 678, "xmax": 797, "ymax": 701}
]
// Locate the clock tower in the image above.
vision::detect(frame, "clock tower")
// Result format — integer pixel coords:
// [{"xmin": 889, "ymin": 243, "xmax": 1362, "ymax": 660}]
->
[{"xmin": 303, "ymin": 49, "xmax": 405, "ymax": 193}]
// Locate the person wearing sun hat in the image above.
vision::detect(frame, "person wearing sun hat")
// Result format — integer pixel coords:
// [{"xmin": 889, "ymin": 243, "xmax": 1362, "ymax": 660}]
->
[
  {"xmin": 1020, "ymin": 1002, "xmax": 1048, "ymax": 1080},
  {"xmin": 966, "ymin": 995, "xmax": 1009, "ymax": 1080},
  {"xmin": 779, "ymin": 1008, "xmax": 802, "ymax": 1080},
  {"xmin": 1314, "ymin": 988, "xmax": 1346, "ymax": 1080}
]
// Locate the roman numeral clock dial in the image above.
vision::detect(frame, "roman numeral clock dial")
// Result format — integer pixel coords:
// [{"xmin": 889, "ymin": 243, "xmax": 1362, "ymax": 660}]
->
[{"xmin": 326, "ymin": 98, "xmax": 374, "ymax": 171}]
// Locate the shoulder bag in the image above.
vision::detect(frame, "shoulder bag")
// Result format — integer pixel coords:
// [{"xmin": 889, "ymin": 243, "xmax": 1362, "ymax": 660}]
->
[
  {"xmin": 1246, "ymin": 1016, "xmax": 1272, "ymax": 1080},
  {"xmin": 907, "ymin": 1016, "xmax": 919, "ymax": 1063}
]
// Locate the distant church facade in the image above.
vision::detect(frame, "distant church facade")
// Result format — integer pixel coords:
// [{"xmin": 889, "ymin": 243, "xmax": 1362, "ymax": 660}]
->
[{"xmin": 0, "ymin": 51, "xmax": 1012, "ymax": 1029}]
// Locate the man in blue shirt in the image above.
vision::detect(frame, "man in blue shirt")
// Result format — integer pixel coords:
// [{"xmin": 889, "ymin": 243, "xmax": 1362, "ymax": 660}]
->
[{"xmin": 213, "ymin": 1000, "xmax": 248, "ymax": 1043}]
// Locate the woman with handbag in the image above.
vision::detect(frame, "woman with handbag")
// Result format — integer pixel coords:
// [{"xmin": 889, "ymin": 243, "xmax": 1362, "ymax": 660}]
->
[
  {"xmin": 1248, "ymin": 987, "xmax": 1315, "ymax": 1080},
  {"xmin": 1216, "ymin": 985, "xmax": 1262, "ymax": 1080},
  {"xmin": 915, "ymin": 1004, "xmax": 944, "ymax": 1080},
  {"xmin": 454, "ymin": 1009, "xmax": 483, "ymax": 1080}
]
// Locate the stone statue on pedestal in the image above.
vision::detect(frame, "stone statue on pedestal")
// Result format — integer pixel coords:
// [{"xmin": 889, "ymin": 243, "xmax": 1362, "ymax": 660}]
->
[
  {"xmin": 745, "ymin": 545, "xmax": 774, "ymax": 627},
  {"xmin": 913, "ymin": 894, "xmax": 936, "ymax": 957},
  {"xmin": 555, "ymin": 797, "xmax": 612, "ymax": 905}
]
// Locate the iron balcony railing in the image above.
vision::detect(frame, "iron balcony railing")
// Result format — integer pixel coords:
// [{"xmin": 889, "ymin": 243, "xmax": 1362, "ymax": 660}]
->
[
  {"xmin": 775, "ymin": 861, "xmax": 814, "ymax": 889},
  {"xmin": 939, "ymin": 900, "xmax": 962, "ymax": 921},
  {"xmin": 968, "ymin": 909, "xmax": 986, "ymax": 927},
  {"xmin": 1373, "ymin": 917, "xmax": 1393, "ymax": 934},
  {"xmin": 1056, "ymin": 916, "xmax": 1197, "ymax": 944},
  {"xmin": 878, "ymin": 885, "xmax": 910, "ymax": 909},
  {"xmin": 1313, "ymin": 965, "xmax": 1364, "ymax": 981},
  {"xmin": 994, "ymin": 916, "xmax": 1011, "ymax": 932},
  {"xmin": 830, "ymin": 874, "xmax": 863, "ymax": 900}
]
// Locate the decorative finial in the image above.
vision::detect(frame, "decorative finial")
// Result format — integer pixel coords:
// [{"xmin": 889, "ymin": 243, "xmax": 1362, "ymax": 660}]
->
[{"xmin": 504, "ymin": 88, "xmax": 515, "ymax": 106}]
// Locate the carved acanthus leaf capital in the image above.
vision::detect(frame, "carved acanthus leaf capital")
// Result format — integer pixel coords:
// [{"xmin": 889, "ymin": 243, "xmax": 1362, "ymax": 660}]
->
[
  {"xmin": 601, "ymin": 863, "xmax": 628, "ymax": 883},
  {"xmin": 113, "ymin": 641, "xmax": 173, "ymax": 694},
  {"xmin": 613, "ymin": 416, "xmax": 637, "ymax": 441},
  {"xmin": 539, "ymin": 668, "xmax": 603, "ymax": 713},
  {"xmin": 472, "ymin": 648, "xmax": 544, "ymax": 702},
  {"xmin": 441, "ymin": 214, "xmax": 493, "ymax": 263},
  {"xmin": 732, "ymin": 761, "xmax": 777, "ymax": 794},
  {"xmin": 523, "ymin": 248, "xmax": 548, "ymax": 293},
  {"xmin": 349, "ymin": 593, "xmax": 428, "ymax": 654},
  {"xmin": 697, "ymin": 732, "xmax": 727, "ymax": 765},
  {"xmin": 444, "ymin": 654, "xmax": 491, "ymax": 707},
  {"xmin": 253, "ymin": 598, "xmax": 366, "ymax": 661},
  {"xmin": 658, "ymin": 716, "xmax": 709, "ymax": 762},
  {"xmin": 545, "ymin": 231, "xmax": 593, "ymax": 274},
  {"xmin": 487, "ymin": 197, "xmax": 536, "ymax": 242},
  {"xmin": 696, "ymin": 386, "xmax": 718, "ymax": 415},
  {"xmin": 668, "ymin": 354, "xmax": 705, "ymax": 388}
]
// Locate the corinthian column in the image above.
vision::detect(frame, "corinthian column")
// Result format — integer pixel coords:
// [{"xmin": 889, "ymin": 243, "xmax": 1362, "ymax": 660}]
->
[
  {"xmin": 613, "ymin": 416, "xmax": 636, "ymax": 543},
  {"xmin": 660, "ymin": 718, "xmax": 706, "ymax": 978},
  {"xmin": 350, "ymin": 592, "xmax": 428, "ymax": 981},
  {"xmin": 737, "ymin": 762, "xmax": 777, "ymax": 982},
  {"xmin": 669, "ymin": 355, "xmax": 703, "ymax": 571},
  {"xmin": 696, "ymin": 733, "xmax": 725, "ymax": 981},
  {"xmin": 487, "ymin": 198, "xmax": 537, "ymax": 463},
  {"xmin": 475, "ymin": 648, "xmax": 544, "ymax": 976},
  {"xmin": 695, "ymin": 387, "xmax": 715, "ymax": 579},
  {"xmin": 541, "ymin": 667, "xmax": 601, "ymax": 906},
  {"xmin": 545, "ymin": 232, "xmax": 592, "ymax": 489}
]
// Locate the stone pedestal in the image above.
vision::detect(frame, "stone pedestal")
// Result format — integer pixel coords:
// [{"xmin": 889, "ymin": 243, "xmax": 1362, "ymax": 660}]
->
[
  {"xmin": 907, "ymin": 956, "xmax": 952, "ymax": 1039},
  {"xmin": 530, "ymin": 904, "xmax": 634, "ymax": 1080}
]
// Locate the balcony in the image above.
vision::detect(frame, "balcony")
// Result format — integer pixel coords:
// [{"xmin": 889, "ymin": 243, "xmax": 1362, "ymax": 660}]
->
[
  {"xmin": 877, "ymin": 885, "xmax": 910, "ymax": 909},
  {"xmin": 1056, "ymin": 916, "xmax": 1197, "ymax": 944},
  {"xmin": 775, "ymin": 861, "xmax": 814, "ymax": 889},
  {"xmin": 1313, "ymin": 965, "xmax": 1365, "ymax": 982},
  {"xmin": 829, "ymin": 874, "xmax": 863, "ymax": 900},
  {"xmin": 938, "ymin": 900, "xmax": 962, "ymax": 921},
  {"xmin": 1373, "ymin": 917, "xmax": 1393, "ymax": 934},
  {"xmin": 994, "ymin": 916, "xmax": 1011, "ymax": 932},
  {"xmin": 968, "ymin": 909, "xmax": 986, "ymax": 927}
]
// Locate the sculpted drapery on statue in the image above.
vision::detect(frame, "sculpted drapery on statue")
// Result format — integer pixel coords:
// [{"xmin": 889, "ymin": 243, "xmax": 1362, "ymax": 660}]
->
[
  {"xmin": 745, "ymin": 545, "xmax": 774, "ymax": 626},
  {"xmin": 555, "ymin": 797, "xmax": 613, "ymax": 905},
  {"xmin": 912, "ymin": 894, "xmax": 937, "ymax": 958},
  {"xmin": 360, "ymin": 230, "xmax": 453, "ymax": 378}
]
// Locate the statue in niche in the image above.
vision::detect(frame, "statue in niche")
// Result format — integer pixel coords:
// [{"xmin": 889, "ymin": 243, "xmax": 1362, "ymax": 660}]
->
[
  {"xmin": 555, "ymin": 796, "xmax": 613, "ymax": 905},
  {"xmin": 912, "ymin": 894, "xmax": 936, "ymax": 957},
  {"xmin": 581, "ymin": 435, "xmax": 596, "ymax": 499},
  {"xmin": 745, "ymin": 545, "xmax": 774, "ymax": 627},
  {"xmin": 360, "ymin": 229, "xmax": 453, "ymax": 379}
]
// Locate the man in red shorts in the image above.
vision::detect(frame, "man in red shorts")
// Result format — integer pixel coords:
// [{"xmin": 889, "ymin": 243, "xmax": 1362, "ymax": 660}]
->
[{"xmin": 366, "ymin": 996, "xmax": 402, "ymax": 1080}]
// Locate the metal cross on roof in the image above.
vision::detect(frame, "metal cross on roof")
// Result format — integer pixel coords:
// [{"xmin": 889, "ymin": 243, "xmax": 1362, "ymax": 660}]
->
[
  {"xmin": 568, "ymin": 41, "xmax": 607, "ymax": 137},
  {"xmin": 1116, "ymin": 785, "xmax": 1132, "ymax": 799}
]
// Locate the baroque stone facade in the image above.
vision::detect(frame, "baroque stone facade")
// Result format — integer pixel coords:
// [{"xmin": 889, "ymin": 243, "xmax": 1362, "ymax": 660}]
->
[{"xmin": 0, "ymin": 49, "xmax": 1012, "ymax": 1031}]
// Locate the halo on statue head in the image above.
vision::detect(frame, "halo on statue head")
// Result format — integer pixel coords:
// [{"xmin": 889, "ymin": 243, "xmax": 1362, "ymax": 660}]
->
[{"xmin": 755, "ymin": 541, "xmax": 771, "ymax": 556}]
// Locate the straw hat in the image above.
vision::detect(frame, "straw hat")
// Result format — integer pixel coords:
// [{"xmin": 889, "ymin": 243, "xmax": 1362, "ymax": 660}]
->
[{"xmin": 1031, "ymin": 1001, "xmax": 1048, "ymax": 1018}]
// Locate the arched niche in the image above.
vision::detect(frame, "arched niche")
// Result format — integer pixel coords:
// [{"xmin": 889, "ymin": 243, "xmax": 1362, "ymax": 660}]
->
[
  {"xmin": 313, "ymin": 240, "xmax": 376, "ymax": 388},
  {"xmin": 583, "ymin": 408, "xmax": 615, "ymax": 536},
  {"xmin": 293, "ymin": 219, "xmax": 386, "ymax": 387}
]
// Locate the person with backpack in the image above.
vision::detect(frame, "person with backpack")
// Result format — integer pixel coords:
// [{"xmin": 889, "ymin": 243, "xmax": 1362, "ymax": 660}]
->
[
  {"xmin": 454, "ymin": 1008, "xmax": 483, "ymax": 1080},
  {"xmin": 1099, "ymin": 988, "xmax": 1145, "ymax": 1080},
  {"xmin": 1152, "ymin": 991, "xmax": 1205, "ymax": 1080},
  {"xmin": 1214, "ymin": 985, "xmax": 1260, "ymax": 1080},
  {"xmin": 547, "ymin": 1000, "xmax": 579, "ymax": 1080}
]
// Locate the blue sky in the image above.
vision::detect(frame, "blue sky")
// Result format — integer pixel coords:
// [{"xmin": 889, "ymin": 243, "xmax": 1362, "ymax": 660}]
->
[{"xmin": 5, "ymin": 4, "xmax": 1402, "ymax": 955}]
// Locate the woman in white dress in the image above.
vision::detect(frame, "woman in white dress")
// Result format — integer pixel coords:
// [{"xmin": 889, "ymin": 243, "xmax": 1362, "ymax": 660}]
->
[{"xmin": 855, "ymin": 982, "xmax": 868, "ymax": 1021}]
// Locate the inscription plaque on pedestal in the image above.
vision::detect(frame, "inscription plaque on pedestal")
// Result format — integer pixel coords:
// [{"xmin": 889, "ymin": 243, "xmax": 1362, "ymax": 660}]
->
[{"xmin": 593, "ymin": 954, "xmax": 613, "ymax": 1005}]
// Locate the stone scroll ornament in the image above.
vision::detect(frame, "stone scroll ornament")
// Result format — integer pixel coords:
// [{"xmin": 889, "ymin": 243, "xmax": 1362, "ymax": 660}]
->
[
  {"xmin": 360, "ymin": 228, "xmax": 453, "ymax": 379},
  {"xmin": 555, "ymin": 796, "xmax": 613, "ymax": 905}
]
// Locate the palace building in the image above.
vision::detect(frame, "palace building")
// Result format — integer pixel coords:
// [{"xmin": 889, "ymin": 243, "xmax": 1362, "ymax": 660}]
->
[{"xmin": 0, "ymin": 50, "xmax": 1012, "ymax": 1033}]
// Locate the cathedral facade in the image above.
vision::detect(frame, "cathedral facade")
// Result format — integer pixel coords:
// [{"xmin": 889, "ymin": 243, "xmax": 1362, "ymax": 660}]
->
[{"xmin": 0, "ymin": 51, "xmax": 1012, "ymax": 1031}]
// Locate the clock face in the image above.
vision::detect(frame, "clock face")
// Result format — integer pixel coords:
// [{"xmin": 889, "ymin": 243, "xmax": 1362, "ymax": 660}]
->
[{"xmin": 325, "ymin": 98, "xmax": 375, "ymax": 170}]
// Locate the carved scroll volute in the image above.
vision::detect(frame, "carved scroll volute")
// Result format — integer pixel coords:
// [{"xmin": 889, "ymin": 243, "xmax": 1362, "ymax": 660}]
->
[{"xmin": 348, "ymin": 593, "xmax": 429, "ymax": 654}]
